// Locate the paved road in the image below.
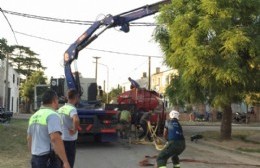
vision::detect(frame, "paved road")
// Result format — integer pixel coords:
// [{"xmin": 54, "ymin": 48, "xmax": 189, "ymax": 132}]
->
[
  {"xmin": 74, "ymin": 126, "xmax": 260, "ymax": 168},
  {"xmin": 13, "ymin": 115, "xmax": 260, "ymax": 167},
  {"xmin": 74, "ymin": 140, "xmax": 260, "ymax": 168}
]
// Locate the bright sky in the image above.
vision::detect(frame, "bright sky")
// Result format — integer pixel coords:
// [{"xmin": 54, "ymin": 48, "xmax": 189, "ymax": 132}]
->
[{"xmin": 0, "ymin": 0, "xmax": 168, "ymax": 91}]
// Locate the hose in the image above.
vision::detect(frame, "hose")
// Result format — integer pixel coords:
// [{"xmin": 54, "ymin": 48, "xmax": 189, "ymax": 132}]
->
[{"xmin": 147, "ymin": 121, "xmax": 166, "ymax": 151}]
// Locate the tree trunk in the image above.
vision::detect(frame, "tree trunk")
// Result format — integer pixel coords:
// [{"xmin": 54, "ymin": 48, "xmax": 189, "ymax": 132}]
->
[{"xmin": 220, "ymin": 104, "xmax": 232, "ymax": 140}]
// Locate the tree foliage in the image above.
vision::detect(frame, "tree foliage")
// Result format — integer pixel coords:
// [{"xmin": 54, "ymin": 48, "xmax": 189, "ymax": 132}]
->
[
  {"xmin": 108, "ymin": 86, "xmax": 123, "ymax": 103},
  {"xmin": 155, "ymin": 0, "xmax": 260, "ymax": 139},
  {"xmin": 0, "ymin": 38, "xmax": 48, "ymax": 112},
  {"xmin": 20, "ymin": 71, "xmax": 47, "ymax": 112},
  {"xmin": 10, "ymin": 45, "xmax": 46, "ymax": 77},
  {"xmin": 0, "ymin": 38, "xmax": 46, "ymax": 77},
  {"xmin": 0, "ymin": 38, "xmax": 14, "ymax": 60}
]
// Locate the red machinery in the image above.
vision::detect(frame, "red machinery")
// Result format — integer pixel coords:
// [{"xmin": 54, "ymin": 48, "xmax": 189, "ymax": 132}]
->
[{"xmin": 117, "ymin": 88, "xmax": 166, "ymax": 135}]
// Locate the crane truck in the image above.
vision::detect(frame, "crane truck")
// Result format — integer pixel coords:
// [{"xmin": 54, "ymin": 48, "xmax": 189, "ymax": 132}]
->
[{"xmin": 60, "ymin": 0, "xmax": 170, "ymax": 142}]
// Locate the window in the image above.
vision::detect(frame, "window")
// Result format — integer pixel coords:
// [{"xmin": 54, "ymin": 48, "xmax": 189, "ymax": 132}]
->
[
  {"xmin": 11, "ymin": 97, "xmax": 14, "ymax": 111},
  {"xmin": 13, "ymin": 74, "xmax": 15, "ymax": 83}
]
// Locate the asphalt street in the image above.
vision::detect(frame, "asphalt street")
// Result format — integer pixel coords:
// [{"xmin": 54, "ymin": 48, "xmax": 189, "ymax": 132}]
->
[{"xmin": 74, "ymin": 125, "xmax": 260, "ymax": 168}]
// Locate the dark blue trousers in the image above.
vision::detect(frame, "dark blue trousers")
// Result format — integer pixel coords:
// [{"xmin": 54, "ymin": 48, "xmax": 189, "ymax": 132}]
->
[
  {"xmin": 31, "ymin": 153, "xmax": 61, "ymax": 168},
  {"xmin": 64, "ymin": 140, "xmax": 77, "ymax": 168}
]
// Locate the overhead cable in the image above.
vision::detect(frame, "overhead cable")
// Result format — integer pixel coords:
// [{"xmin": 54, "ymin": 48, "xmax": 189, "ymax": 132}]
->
[
  {"xmin": 2, "ymin": 9, "xmax": 157, "ymax": 26},
  {"xmin": 15, "ymin": 31, "xmax": 163, "ymax": 58},
  {"xmin": 0, "ymin": 7, "xmax": 19, "ymax": 44}
]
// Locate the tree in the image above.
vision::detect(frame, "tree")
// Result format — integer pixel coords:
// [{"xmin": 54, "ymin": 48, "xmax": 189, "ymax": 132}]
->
[
  {"xmin": 155, "ymin": 0, "xmax": 260, "ymax": 140},
  {"xmin": 10, "ymin": 45, "xmax": 46, "ymax": 77},
  {"xmin": 108, "ymin": 86, "xmax": 123, "ymax": 103},
  {"xmin": 0, "ymin": 38, "xmax": 14, "ymax": 60},
  {"xmin": 0, "ymin": 38, "xmax": 48, "ymax": 112},
  {"xmin": 0, "ymin": 38, "xmax": 46, "ymax": 78},
  {"xmin": 20, "ymin": 71, "xmax": 47, "ymax": 113}
]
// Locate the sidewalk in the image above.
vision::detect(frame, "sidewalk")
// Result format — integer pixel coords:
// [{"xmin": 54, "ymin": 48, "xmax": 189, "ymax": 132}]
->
[
  {"xmin": 181, "ymin": 120, "xmax": 260, "ymax": 127},
  {"xmin": 193, "ymin": 131, "xmax": 260, "ymax": 163},
  {"xmin": 12, "ymin": 113, "xmax": 31, "ymax": 120},
  {"xmin": 183, "ymin": 122, "xmax": 260, "ymax": 161}
]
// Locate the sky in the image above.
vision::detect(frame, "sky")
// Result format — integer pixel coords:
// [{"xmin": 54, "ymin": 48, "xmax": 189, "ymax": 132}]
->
[{"xmin": 0, "ymin": 0, "xmax": 168, "ymax": 91}]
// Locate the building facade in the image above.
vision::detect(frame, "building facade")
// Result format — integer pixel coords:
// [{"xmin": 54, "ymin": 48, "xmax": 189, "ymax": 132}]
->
[
  {"xmin": 151, "ymin": 67, "xmax": 178, "ymax": 94},
  {"xmin": 0, "ymin": 59, "xmax": 20, "ymax": 113}
]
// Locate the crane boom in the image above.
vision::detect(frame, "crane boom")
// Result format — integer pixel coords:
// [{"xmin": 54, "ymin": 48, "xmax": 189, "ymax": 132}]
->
[{"xmin": 64, "ymin": 0, "xmax": 170, "ymax": 95}]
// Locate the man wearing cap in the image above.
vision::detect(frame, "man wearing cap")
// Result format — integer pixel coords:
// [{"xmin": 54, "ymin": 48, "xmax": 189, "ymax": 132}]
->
[
  {"xmin": 156, "ymin": 110, "xmax": 186, "ymax": 168},
  {"xmin": 27, "ymin": 89, "xmax": 70, "ymax": 168}
]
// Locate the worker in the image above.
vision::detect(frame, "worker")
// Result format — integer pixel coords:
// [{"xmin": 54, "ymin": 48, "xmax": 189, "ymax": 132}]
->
[
  {"xmin": 138, "ymin": 111, "xmax": 153, "ymax": 142},
  {"xmin": 128, "ymin": 77, "xmax": 140, "ymax": 89},
  {"xmin": 118, "ymin": 109, "xmax": 132, "ymax": 139},
  {"xmin": 98, "ymin": 85, "xmax": 103, "ymax": 98},
  {"xmin": 27, "ymin": 89, "xmax": 70, "ymax": 168},
  {"xmin": 156, "ymin": 110, "xmax": 186, "ymax": 168},
  {"xmin": 58, "ymin": 89, "xmax": 80, "ymax": 168}
]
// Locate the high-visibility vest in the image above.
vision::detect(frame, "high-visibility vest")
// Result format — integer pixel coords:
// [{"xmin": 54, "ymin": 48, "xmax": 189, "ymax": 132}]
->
[
  {"xmin": 29, "ymin": 108, "xmax": 58, "ymax": 126},
  {"xmin": 58, "ymin": 104, "xmax": 75, "ymax": 116}
]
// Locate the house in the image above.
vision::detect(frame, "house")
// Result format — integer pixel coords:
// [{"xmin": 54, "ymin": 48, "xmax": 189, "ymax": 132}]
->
[
  {"xmin": 0, "ymin": 59, "xmax": 20, "ymax": 113},
  {"xmin": 151, "ymin": 67, "xmax": 178, "ymax": 94}
]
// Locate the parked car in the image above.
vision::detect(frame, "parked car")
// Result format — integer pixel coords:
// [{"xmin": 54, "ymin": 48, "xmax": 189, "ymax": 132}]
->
[
  {"xmin": 0, "ymin": 107, "xmax": 13, "ymax": 123},
  {"xmin": 232, "ymin": 112, "xmax": 247, "ymax": 124}
]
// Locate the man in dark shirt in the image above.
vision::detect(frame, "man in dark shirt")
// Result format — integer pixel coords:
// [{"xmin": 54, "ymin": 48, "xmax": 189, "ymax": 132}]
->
[
  {"xmin": 128, "ymin": 77, "xmax": 140, "ymax": 89},
  {"xmin": 156, "ymin": 110, "xmax": 186, "ymax": 168},
  {"xmin": 138, "ymin": 112, "xmax": 152, "ymax": 141}
]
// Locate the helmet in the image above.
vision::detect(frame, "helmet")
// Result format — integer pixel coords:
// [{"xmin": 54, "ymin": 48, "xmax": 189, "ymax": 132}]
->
[{"xmin": 169, "ymin": 110, "xmax": 179, "ymax": 119}]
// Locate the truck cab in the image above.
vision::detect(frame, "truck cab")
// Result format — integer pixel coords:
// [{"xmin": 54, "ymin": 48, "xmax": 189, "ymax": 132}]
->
[{"xmin": 50, "ymin": 76, "xmax": 118, "ymax": 142}]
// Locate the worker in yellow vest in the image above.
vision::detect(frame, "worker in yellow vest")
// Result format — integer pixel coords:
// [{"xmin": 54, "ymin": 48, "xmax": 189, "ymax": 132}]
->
[
  {"xmin": 118, "ymin": 109, "xmax": 132, "ymax": 139},
  {"xmin": 58, "ymin": 89, "xmax": 80, "ymax": 168},
  {"xmin": 27, "ymin": 89, "xmax": 70, "ymax": 168}
]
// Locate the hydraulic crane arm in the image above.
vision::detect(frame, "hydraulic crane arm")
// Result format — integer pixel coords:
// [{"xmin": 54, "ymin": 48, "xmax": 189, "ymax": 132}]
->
[{"xmin": 64, "ymin": 0, "xmax": 170, "ymax": 95}]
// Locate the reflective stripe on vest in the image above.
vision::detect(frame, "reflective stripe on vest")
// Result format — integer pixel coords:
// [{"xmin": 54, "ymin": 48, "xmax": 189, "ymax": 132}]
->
[
  {"xmin": 58, "ymin": 104, "xmax": 75, "ymax": 116},
  {"xmin": 29, "ymin": 109, "xmax": 57, "ymax": 126}
]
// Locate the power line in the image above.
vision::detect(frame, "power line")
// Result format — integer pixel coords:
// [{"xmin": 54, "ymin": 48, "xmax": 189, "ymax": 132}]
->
[
  {"xmin": 14, "ymin": 31, "xmax": 163, "ymax": 58},
  {"xmin": 2, "ymin": 9, "xmax": 157, "ymax": 26},
  {"xmin": 0, "ymin": 8, "xmax": 19, "ymax": 44},
  {"xmin": 117, "ymin": 59, "xmax": 148, "ymax": 81}
]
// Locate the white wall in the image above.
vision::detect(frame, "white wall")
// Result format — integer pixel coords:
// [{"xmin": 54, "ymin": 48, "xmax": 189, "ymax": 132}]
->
[
  {"xmin": 0, "ymin": 59, "xmax": 20, "ymax": 113},
  {"xmin": 0, "ymin": 60, "xmax": 5, "ymax": 107}
]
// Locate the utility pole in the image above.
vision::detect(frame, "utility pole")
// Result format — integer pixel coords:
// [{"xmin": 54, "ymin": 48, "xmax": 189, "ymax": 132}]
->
[
  {"xmin": 148, "ymin": 56, "xmax": 151, "ymax": 90},
  {"xmin": 93, "ymin": 56, "xmax": 100, "ymax": 100},
  {"xmin": 93, "ymin": 57, "xmax": 101, "ymax": 84},
  {"xmin": 4, "ymin": 54, "xmax": 9, "ymax": 110}
]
